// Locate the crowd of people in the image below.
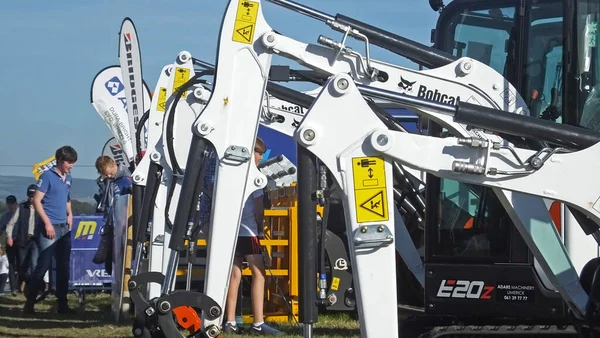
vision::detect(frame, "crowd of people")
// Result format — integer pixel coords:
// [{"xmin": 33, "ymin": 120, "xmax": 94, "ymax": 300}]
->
[
  {"xmin": 0, "ymin": 191, "xmax": 51, "ymax": 297},
  {"xmin": 0, "ymin": 145, "xmax": 77, "ymax": 315},
  {"xmin": 0, "ymin": 139, "xmax": 284, "ymax": 335}
]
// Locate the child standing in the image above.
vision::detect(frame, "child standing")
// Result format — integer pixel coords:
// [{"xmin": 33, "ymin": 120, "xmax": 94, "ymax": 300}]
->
[
  {"xmin": 222, "ymin": 137, "xmax": 284, "ymax": 335},
  {"xmin": 0, "ymin": 246, "xmax": 8, "ymax": 294}
]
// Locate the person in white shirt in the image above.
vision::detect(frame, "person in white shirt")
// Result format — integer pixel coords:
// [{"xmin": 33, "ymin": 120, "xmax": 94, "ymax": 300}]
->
[
  {"xmin": 0, "ymin": 245, "xmax": 8, "ymax": 294},
  {"xmin": 222, "ymin": 137, "xmax": 284, "ymax": 336}
]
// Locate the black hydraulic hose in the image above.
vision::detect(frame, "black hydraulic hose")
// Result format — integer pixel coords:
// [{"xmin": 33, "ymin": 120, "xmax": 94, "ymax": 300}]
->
[
  {"xmin": 365, "ymin": 97, "xmax": 406, "ymax": 133},
  {"xmin": 266, "ymin": 82, "xmax": 315, "ymax": 108},
  {"xmin": 135, "ymin": 109, "xmax": 150, "ymax": 161},
  {"xmin": 163, "ymin": 172, "xmax": 178, "ymax": 231},
  {"xmin": 165, "ymin": 69, "xmax": 215, "ymax": 176},
  {"xmin": 161, "ymin": 69, "xmax": 214, "ymax": 232}
]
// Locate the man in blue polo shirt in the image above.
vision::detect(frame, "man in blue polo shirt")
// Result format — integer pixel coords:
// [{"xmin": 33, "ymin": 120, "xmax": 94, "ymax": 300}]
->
[{"xmin": 24, "ymin": 146, "xmax": 78, "ymax": 315}]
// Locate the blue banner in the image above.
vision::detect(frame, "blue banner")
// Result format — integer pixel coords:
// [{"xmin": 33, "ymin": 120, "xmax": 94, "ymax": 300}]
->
[
  {"xmin": 257, "ymin": 125, "xmax": 297, "ymax": 164},
  {"xmin": 69, "ymin": 215, "xmax": 112, "ymax": 288}
]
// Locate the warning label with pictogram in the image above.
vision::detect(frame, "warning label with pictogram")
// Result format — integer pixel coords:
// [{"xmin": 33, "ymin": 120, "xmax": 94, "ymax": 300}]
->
[
  {"xmin": 173, "ymin": 67, "xmax": 190, "ymax": 99},
  {"xmin": 232, "ymin": 0, "xmax": 259, "ymax": 44},
  {"xmin": 157, "ymin": 87, "xmax": 167, "ymax": 112},
  {"xmin": 352, "ymin": 156, "xmax": 389, "ymax": 223}
]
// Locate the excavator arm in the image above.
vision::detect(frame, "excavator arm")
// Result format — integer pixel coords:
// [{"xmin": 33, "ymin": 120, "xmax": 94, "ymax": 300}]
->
[{"xmin": 129, "ymin": 0, "xmax": 600, "ymax": 337}]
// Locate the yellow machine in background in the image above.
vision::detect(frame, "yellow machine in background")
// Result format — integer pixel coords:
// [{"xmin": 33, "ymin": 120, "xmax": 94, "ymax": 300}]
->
[{"xmin": 173, "ymin": 183, "xmax": 324, "ymax": 324}]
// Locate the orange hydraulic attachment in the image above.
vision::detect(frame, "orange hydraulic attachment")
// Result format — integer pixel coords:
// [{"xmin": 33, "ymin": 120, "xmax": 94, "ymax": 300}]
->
[{"xmin": 173, "ymin": 306, "xmax": 202, "ymax": 333}]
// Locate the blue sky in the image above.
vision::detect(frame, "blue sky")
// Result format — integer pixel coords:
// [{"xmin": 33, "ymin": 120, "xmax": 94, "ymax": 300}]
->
[{"xmin": 0, "ymin": 0, "xmax": 440, "ymax": 179}]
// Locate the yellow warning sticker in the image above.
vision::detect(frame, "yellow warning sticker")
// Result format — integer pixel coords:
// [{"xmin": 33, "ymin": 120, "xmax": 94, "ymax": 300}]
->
[
  {"xmin": 173, "ymin": 67, "xmax": 190, "ymax": 99},
  {"xmin": 157, "ymin": 87, "xmax": 167, "ymax": 112},
  {"xmin": 352, "ymin": 156, "xmax": 389, "ymax": 223},
  {"xmin": 232, "ymin": 0, "xmax": 259, "ymax": 44},
  {"xmin": 331, "ymin": 277, "xmax": 340, "ymax": 291}
]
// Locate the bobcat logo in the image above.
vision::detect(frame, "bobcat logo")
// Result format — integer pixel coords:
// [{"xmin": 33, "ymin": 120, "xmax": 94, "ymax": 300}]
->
[{"xmin": 398, "ymin": 76, "xmax": 416, "ymax": 94}]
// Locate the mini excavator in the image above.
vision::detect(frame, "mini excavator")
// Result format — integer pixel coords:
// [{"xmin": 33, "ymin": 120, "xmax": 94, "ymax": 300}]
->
[{"xmin": 126, "ymin": 0, "xmax": 600, "ymax": 337}]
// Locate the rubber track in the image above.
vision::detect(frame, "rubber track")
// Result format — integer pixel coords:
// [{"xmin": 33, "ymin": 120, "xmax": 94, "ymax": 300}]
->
[{"xmin": 423, "ymin": 325, "xmax": 578, "ymax": 338}]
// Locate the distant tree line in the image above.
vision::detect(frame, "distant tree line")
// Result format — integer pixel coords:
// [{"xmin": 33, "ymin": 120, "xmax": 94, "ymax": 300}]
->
[{"xmin": 0, "ymin": 200, "xmax": 97, "ymax": 215}]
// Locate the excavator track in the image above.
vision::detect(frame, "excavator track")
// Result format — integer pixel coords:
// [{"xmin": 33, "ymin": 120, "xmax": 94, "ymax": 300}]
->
[{"xmin": 422, "ymin": 325, "xmax": 578, "ymax": 338}]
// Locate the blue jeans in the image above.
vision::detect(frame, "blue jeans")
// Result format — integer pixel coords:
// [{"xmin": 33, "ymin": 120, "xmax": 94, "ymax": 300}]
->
[
  {"xmin": 18, "ymin": 238, "xmax": 38, "ymax": 282},
  {"xmin": 26, "ymin": 223, "xmax": 71, "ymax": 306}
]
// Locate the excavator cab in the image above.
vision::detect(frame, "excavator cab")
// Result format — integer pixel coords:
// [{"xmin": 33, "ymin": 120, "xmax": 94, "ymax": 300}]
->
[
  {"xmin": 433, "ymin": 0, "xmax": 600, "ymax": 129},
  {"xmin": 396, "ymin": 0, "xmax": 600, "ymax": 335}
]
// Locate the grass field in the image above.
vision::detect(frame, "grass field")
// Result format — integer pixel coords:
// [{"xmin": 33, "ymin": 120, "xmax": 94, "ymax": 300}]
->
[{"xmin": 0, "ymin": 292, "xmax": 360, "ymax": 338}]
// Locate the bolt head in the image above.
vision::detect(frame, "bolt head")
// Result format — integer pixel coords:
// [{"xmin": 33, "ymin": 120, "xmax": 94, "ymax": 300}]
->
[
  {"xmin": 200, "ymin": 124, "xmax": 209, "ymax": 131},
  {"xmin": 360, "ymin": 226, "xmax": 368, "ymax": 233},
  {"xmin": 207, "ymin": 326, "xmax": 220, "ymax": 337},
  {"xmin": 376, "ymin": 134, "xmax": 388, "ymax": 146},
  {"xmin": 209, "ymin": 306, "xmax": 221, "ymax": 317},
  {"xmin": 267, "ymin": 34, "xmax": 275, "ymax": 43},
  {"xmin": 303, "ymin": 129, "xmax": 315, "ymax": 141},
  {"xmin": 531, "ymin": 157, "xmax": 542, "ymax": 168},
  {"xmin": 336, "ymin": 78, "xmax": 349, "ymax": 90},
  {"xmin": 377, "ymin": 225, "xmax": 384, "ymax": 232},
  {"xmin": 159, "ymin": 301, "xmax": 170, "ymax": 312}
]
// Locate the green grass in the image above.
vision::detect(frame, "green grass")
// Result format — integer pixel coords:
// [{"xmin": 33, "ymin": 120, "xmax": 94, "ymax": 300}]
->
[
  {"xmin": 0, "ymin": 292, "xmax": 131, "ymax": 338},
  {"xmin": 221, "ymin": 312, "xmax": 361, "ymax": 338},
  {"xmin": 0, "ymin": 292, "xmax": 360, "ymax": 338}
]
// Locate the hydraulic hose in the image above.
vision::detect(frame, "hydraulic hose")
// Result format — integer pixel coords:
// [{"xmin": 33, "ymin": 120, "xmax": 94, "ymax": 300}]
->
[{"xmin": 135, "ymin": 109, "xmax": 150, "ymax": 162}]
